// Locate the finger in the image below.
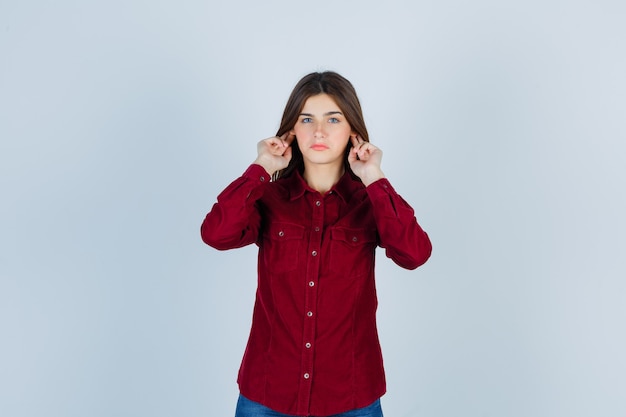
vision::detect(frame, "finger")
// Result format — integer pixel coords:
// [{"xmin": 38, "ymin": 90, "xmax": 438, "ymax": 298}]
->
[
  {"xmin": 355, "ymin": 136, "xmax": 370, "ymax": 153},
  {"xmin": 359, "ymin": 142, "xmax": 377, "ymax": 153},
  {"xmin": 276, "ymin": 132, "xmax": 296, "ymax": 149},
  {"xmin": 347, "ymin": 145, "xmax": 358, "ymax": 163},
  {"xmin": 272, "ymin": 136, "xmax": 291, "ymax": 152},
  {"xmin": 272, "ymin": 135, "xmax": 286, "ymax": 149},
  {"xmin": 357, "ymin": 144, "xmax": 375, "ymax": 161},
  {"xmin": 265, "ymin": 136, "xmax": 282, "ymax": 146},
  {"xmin": 351, "ymin": 145, "xmax": 363, "ymax": 162},
  {"xmin": 266, "ymin": 138, "xmax": 286, "ymax": 155},
  {"xmin": 282, "ymin": 144, "xmax": 293, "ymax": 160},
  {"xmin": 284, "ymin": 132, "xmax": 296, "ymax": 146}
]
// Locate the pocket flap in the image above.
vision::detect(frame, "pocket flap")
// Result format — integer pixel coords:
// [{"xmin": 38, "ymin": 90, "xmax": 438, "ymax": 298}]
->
[
  {"xmin": 265, "ymin": 222, "xmax": 305, "ymax": 241},
  {"xmin": 330, "ymin": 227, "xmax": 377, "ymax": 245}
]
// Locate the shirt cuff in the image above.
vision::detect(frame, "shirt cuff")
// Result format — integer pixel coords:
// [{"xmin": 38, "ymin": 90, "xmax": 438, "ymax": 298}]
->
[
  {"xmin": 243, "ymin": 164, "xmax": 271, "ymax": 184},
  {"xmin": 365, "ymin": 177, "xmax": 395, "ymax": 199}
]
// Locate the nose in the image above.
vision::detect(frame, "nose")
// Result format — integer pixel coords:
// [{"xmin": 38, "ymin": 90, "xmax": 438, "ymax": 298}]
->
[{"xmin": 313, "ymin": 122, "xmax": 326, "ymax": 138}]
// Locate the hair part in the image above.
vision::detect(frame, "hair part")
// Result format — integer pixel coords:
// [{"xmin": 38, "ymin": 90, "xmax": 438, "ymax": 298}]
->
[{"xmin": 273, "ymin": 71, "xmax": 369, "ymax": 180}]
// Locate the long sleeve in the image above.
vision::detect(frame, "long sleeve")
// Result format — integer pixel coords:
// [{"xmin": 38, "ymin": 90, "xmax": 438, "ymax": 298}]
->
[
  {"xmin": 366, "ymin": 178, "xmax": 432, "ymax": 270},
  {"xmin": 200, "ymin": 164, "xmax": 269, "ymax": 250},
  {"xmin": 207, "ymin": 168, "xmax": 430, "ymax": 416}
]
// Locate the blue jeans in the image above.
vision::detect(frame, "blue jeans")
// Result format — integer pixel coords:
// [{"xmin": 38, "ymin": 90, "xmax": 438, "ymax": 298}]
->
[{"xmin": 235, "ymin": 394, "xmax": 384, "ymax": 417}]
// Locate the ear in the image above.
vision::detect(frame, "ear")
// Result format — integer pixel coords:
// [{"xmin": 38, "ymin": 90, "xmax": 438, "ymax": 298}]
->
[{"xmin": 289, "ymin": 129, "xmax": 296, "ymax": 135}]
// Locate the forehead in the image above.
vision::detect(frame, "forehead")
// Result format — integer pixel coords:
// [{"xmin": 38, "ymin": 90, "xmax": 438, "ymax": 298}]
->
[{"xmin": 301, "ymin": 94, "xmax": 341, "ymax": 113}]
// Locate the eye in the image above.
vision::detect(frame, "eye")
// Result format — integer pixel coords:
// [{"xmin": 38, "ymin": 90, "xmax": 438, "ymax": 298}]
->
[
  {"xmin": 301, "ymin": 117, "xmax": 313, "ymax": 123},
  {"xmin": 328, "ymin": 117, "xmax": 340, "ymax": 123}
]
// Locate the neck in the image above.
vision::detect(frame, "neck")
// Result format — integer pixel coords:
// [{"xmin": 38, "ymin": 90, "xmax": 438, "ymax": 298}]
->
[{"xmin": 302, "ymin": 162, "xmax": 344, "ymax": 194}]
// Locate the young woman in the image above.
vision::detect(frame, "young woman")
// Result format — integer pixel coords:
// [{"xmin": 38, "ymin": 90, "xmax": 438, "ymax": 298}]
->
[{"xmin": 201, "ymin": 71, "xmax": 432, "ymax": 417}]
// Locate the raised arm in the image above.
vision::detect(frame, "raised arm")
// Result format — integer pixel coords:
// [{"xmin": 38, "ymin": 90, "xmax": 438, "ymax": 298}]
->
[
  {"xmin": 200, "ymin": 134, "xmax": 294, "ymax": 250},
  {"xmin": 366, "ymin": 179, "xmax": 432, "ymax": 269},
  {"xmin": 349, "ymin": 135, "xmax": 432, "ymax": 269}
]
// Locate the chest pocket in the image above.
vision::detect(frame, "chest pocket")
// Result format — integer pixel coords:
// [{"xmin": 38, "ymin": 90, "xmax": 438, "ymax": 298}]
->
[
  {"xmin": 329, "ymin": 227, "xmax": 377, "ymax": 278},
  {"xmin": 262, "ymin": 222, "xmax": 305, "ymax": 274}
]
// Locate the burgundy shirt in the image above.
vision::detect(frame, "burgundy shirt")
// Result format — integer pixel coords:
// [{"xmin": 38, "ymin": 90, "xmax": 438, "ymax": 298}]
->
[{"xmin": 201, "ymin": 164, "xmax": 431, "ymax": 416}]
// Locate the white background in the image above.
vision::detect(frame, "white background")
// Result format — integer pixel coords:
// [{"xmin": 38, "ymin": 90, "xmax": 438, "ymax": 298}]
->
[{"xmin": 1, "ymin": 1, "xmax": 625, "ymax": 416}]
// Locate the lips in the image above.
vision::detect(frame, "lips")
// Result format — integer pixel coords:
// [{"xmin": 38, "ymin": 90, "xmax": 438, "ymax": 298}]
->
[{"xmin": 310, "ymin": 144, "xmax": 329, "ymax": 150}]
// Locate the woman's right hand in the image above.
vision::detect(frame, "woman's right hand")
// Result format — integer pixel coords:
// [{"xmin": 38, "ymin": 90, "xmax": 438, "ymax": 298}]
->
[{"xmin": 253, "ymin": 133, "xmax": 294, "ymax": 175}]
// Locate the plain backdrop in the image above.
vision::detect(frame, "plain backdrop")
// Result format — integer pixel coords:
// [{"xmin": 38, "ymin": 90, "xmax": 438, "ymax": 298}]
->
[{"xmin": 1, "ymin": 1, "xmax": 625, "ymax": 416}]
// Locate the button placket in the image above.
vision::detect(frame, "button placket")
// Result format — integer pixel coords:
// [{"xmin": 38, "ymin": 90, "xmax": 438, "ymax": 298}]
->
[{"xmin": 297, "ymin": 194, "xmax": 324, "ymax": 411}]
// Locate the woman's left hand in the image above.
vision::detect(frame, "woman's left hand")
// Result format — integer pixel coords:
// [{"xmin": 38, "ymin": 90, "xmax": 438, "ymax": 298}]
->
[{"xmin": 348, "ymin": 135, "xmax": 385, "ymax": 186}]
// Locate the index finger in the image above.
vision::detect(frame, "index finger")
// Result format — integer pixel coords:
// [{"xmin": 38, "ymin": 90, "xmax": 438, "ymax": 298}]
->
[{"xmin": 281, "ymin": 132, "xmax": 296, "ymax": 146}]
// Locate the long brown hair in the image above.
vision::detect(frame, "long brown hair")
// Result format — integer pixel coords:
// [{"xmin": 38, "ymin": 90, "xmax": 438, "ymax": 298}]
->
[{"xmin": 273, "ymin": 71, "xmax": 369, "ymax": 180}]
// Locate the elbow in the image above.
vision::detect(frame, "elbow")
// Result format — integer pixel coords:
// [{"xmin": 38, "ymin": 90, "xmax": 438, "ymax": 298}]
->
[
  {"xmin": 200, "ymin": 224, "xmax": 234, "ymax": 251},
  {"xmin": 398, "ymin": 250, "xmax": 431, "ymax": 270},
  {"xmin": 403, "ymin": 248, "xmax": 432, "ymax": 270},
  {"xmin": 200, "ymin": 218, "xmax": 229, "ymax": 250},
  {"xmin": 393, "ymin": 232, "xmax": 432, "ymax": 270},
  {"xmin": 200, "ymin": 226, "xmax": 219, "ymax": 249},
  {"xmin": 200, "ymin": 211, "xmax": 233, "ymax": 250},
  {"xmin": 200, "ymin": 219, "xmax": 255, "ymax": 251}
]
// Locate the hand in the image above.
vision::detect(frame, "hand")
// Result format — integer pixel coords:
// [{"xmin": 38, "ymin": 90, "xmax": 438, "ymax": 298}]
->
[
  {"xmin": 253, "ymin": 133, "xmax": 295, "ymax": 176},
  {"xmin": 348, "ymin": 135, "xmax": 385, "ymax": 186}
]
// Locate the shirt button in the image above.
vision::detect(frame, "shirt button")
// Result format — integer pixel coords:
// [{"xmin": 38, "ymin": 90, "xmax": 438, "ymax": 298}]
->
[
  {"xmin": 305, "ymin": 342, "xmax": 312, "ymax": 349},
  {"xmin": 314, "ymin": 227, "xmax": 320, "ymax": 232},
  {"xmin": 304, "ymin": 373, "xmax": 310, "ymax": 379},
  {"xmin": 307, "ymin": 311, "xmax": 313, "ymax": 317},
  {"xmin": 260, "ymin": 176, "xmax": 266, "ymax": 182},
  {"xmin": 311, "ymin": 250, "xmax": 317, "ymax": 257},
  {"xmin": 278, "ymin": 231, "xmax": 284, "ymax": 237},
  {"xmin": 352, "ymin": 236, "xmax": 358, "ymax": 242},
  {"xmin": 315, "ymin": 200, "xmax": 321, "ymax": 207},
  {"xmin": 309, "ymin": 281, "xmax": 315, "ymax": 287}
]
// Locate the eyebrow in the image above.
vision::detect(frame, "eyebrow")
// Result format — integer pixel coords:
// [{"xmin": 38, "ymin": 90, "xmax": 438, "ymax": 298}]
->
[{"xmin": 299, "ymin": 111, "xmax": 343, "ymax": 117}]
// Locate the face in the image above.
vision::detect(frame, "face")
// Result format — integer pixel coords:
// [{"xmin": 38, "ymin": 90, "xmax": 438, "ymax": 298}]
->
[{"xmin": 290, "ymin": 94, "xmax": 353, "ymax": 170}]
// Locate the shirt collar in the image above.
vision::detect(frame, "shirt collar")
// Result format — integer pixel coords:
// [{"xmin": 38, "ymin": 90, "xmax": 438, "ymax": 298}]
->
[{"xmin": 284, "ymin": 169, "xmax": 362, "ymax": 203}]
